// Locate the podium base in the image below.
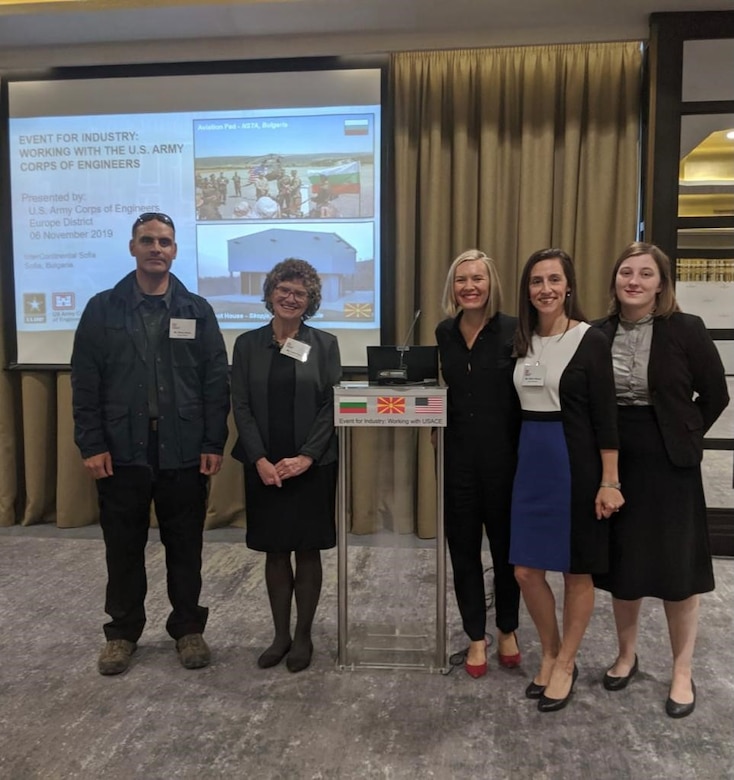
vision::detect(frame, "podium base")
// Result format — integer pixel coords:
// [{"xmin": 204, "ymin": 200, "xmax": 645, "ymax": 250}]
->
[{"xmin": 337, "ymin": 622, "xmax": 448, "ymax": 673}]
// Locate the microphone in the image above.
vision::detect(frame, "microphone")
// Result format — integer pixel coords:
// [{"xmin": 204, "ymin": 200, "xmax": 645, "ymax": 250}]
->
[{"xmin": 377, "ymin": 309, "xmax": 421, "ymax": 384}]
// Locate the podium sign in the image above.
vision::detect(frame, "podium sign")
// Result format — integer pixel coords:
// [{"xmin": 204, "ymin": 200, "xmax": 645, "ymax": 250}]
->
[
  {"xmin": 334, "ymin": 385, "xmax": 448, "ymax": 672},
  {"xmin": 334, "ymin": 386, "xmax": 447, "ymax": 427}
]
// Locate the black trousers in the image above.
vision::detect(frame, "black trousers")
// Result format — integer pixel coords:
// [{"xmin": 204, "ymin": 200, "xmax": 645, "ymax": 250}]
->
[
  {"xmin": 444, "ymin": 439, "xmax": 520, "ymax": 641},
  {"xmin": 96, "ymin": 461, "xmax": 209, "ymax": 642}
]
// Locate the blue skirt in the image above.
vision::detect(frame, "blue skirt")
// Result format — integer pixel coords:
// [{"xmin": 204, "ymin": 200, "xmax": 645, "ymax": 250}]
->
[{"xmin": 510, "ymin": 415, "xmax": 572, "ymax": 572}]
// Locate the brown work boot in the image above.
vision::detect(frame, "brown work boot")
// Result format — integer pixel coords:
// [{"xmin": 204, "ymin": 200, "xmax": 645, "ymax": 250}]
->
[
  {"xmin": 98, "ymin": 639, "xmax": 137, "ymax": 675},
  {"xmin": 176, "ymin": 633, "xmax": 211, "ymax": 669}
]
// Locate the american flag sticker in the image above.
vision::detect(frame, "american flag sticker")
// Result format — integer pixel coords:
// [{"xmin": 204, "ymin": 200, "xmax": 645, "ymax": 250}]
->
[
  {"xmin": 415, "ymin": 396, "xmax": 443, "ymax": 414},
  {"xmin": 339, "ymin": 398, "xmax": 368, "ymax": 414}
]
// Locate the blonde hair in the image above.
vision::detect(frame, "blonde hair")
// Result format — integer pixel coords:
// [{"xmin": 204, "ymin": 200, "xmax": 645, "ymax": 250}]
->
[
  {"xmin": 608, "ymin": 242, "xmax": 680, "ymax": 318},
  {"xmin": 441, "ymin": 249, "xmax": 503, "ymax": 320}
]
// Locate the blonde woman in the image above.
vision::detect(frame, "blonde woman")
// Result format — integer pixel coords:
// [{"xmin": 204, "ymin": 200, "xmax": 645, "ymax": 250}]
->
[{"xmin": 436, "ymin": 249, "xmax": 522, "ymax": 678}]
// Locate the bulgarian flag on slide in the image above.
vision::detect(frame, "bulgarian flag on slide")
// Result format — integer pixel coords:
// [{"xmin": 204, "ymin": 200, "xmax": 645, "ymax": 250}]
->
[{"xmin": 308, "ymin": 161, "xmax": 361, "ymax": 195}]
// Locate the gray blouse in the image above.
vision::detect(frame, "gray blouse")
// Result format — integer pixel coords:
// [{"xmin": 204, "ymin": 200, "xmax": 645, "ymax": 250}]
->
[{"xmin": 611, "ymin": 313, "xmax": 654, "ymax": 406}]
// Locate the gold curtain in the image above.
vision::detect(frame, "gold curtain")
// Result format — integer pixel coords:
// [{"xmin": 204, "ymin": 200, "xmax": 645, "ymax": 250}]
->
[
  {"xmin": 0, "ymin": 41, "xmax": 641, "ymax": 532},
  {"xmin": 370, "ymin": 41, "xmax": 643, "ymax": 537}
]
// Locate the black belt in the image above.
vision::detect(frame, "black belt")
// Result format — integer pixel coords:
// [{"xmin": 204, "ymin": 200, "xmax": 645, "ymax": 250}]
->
[{"xmin": 149, "ymin": 418, "xmax": 158, "ymax": 431}]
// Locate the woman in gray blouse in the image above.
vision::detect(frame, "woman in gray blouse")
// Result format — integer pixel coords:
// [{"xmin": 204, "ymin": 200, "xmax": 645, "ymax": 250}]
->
[{"xmin": 594, "ymin": 242, "xmax": 729, "ymax": 718}]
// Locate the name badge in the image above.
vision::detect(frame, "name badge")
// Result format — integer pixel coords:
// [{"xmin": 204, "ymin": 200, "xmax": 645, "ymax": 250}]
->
[
  {"xmin": 169, "ymin": 318, "xmax": 197, "ymax": 339},
  {"xmin": 521, "ymin": 363, "xmax": 546, "ymax": 387},
  {"xmin": 280, "ymin": 337, "xmax": 311, "ymax": 362}
]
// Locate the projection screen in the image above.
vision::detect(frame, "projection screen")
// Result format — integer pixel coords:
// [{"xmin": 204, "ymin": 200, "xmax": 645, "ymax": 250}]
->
[{"xmin": 2, "ymin": 58, "xmax": 387, "ymax": 368}]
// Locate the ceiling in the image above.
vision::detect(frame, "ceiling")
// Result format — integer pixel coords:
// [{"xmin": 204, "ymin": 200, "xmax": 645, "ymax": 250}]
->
[{"xmin": 1, "ymin": 0, "xmax": 732, "ymax": 55}]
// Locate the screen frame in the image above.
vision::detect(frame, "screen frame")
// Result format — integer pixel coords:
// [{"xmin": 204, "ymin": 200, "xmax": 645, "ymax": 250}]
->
[{"xmin": 0, "ymin": 54, "xmax": 394, "ymax": 372}]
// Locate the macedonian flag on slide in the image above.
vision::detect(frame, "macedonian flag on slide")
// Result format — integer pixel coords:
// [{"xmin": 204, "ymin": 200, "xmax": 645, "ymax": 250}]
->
[
  {"xmin": 343, "ymin": 302, "xmax": 373, "ymax": 318},
  {"xmin": 377, "ymin": 396, "xmax": 406, "ymax": 415}
]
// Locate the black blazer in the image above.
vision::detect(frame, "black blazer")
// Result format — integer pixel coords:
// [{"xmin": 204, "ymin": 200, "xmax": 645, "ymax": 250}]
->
[
  {"xmin": 230, "ymin": 322, "xmax": 342, "ymax": 467},
  {"xmin": 435, "ymin": 311, "xmax": 521, "ymax": 454},
  {"xmin": 596, "ymin": 312, "xmax": 729, "ymax": 468}
]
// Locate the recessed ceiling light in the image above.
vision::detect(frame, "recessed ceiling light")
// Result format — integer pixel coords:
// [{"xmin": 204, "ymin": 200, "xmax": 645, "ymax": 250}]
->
[{"xmin": 727, "ymin": 130, "xmax": 734, "ymax": 140}]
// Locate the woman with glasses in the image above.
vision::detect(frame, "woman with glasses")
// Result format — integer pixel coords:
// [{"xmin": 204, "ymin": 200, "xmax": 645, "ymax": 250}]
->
[{"xmin": 232, "ymin": 258, "xmax": 341, "ymax": 672}]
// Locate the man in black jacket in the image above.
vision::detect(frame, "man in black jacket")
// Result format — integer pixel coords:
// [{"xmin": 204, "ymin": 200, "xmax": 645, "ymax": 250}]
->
[{"xmin": 71, "ymin": 212, "xmax": 230, "ymax": 675}]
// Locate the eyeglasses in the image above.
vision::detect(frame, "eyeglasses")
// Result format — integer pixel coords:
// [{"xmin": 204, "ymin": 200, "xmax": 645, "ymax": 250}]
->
[
  {"xmin": 274, "ymin": 284, "xmax": 308, "ymax": 302},
  {"xmin": 132, "ymin": 212, "xmax": 175, "ymax": 235}
]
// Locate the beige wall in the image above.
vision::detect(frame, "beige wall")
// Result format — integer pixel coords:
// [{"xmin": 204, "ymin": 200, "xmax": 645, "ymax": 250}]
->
[{"xmin": 0, "ymin": 26, "xmax": 648, "ymax": 72}]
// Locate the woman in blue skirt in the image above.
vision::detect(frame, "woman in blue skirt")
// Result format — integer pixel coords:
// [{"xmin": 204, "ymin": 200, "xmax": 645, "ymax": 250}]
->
[{"xmin": 510, "ymin": 248, "xmax": 622, "ymax": 712}]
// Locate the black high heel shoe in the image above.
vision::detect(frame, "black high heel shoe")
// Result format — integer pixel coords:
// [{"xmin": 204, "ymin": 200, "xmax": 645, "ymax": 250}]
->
[
  {"xmin": 538, "ymin": 664, "xmax": 578, "ymax": 713},
  {"xmin": 525, "ymin": 680, "xmax": 546, "ymax": 699}
]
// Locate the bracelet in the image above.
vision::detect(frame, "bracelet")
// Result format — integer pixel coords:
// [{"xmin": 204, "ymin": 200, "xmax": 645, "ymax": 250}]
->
[{"xmin": 599, "ymin": 481, "xmax": 621, "ymax": 490}]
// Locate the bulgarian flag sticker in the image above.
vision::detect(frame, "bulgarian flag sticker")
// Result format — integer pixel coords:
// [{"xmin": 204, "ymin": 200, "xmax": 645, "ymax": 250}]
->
[{"xmin": 339, "ymin": 397, "xmax": 368, "ymax": 414}]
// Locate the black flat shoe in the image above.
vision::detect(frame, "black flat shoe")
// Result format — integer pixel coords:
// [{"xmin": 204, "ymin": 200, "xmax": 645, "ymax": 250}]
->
[
  {"xmin": 665, "ymin": 680, "xmax": 696, "ymax": 719},
  {"xmin": 525, "ymin": 680, "xmax": 546, "ymax": 699},
  {"xmin": 257, "ymin": 640, "xmax": 292, "ymax": 669},
  {"xmin": 538, "ymin": 664, "xmax": 578, "ymax": 713},
  {"xmin": 603, "ymin": 654, "xmax": 639, "ymax": 691}
]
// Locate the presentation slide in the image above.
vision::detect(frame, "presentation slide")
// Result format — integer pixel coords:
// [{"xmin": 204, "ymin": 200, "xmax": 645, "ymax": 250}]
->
[{"xmin": 5, "ymin": 66, "xmax": 383, "ymax": 367}]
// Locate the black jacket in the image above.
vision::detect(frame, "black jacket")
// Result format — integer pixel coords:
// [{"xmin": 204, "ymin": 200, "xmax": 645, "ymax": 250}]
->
[
  {"xmin": 596, "ymin": 312, "xmax": 729, "ymax": 468},
  {"xmin": 435, "ymin": 311, "xmax": 521, "ymax": 454},
  {"xmin": 231, "ymin": 322, "xmax": 341, "ymax": 467},
  {"xmin": 71, "ymin": 271, "xmax": 230, "ymax": 469}
]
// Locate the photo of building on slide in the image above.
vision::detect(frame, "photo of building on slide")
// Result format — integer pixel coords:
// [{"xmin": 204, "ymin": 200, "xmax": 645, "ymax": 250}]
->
[
  {"xmin": 196, "ymin": 222, "xmax": 376, "ymax": 326},
  {"xmin": 193, "ymin": 114, "xmax": 375, "ymax": 221}
]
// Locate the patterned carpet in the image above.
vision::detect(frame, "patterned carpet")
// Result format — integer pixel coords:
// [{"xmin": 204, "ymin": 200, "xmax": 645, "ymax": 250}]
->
[{"xmin": 0, "ymin": 528, "xmax": 732, "ymax": 779}]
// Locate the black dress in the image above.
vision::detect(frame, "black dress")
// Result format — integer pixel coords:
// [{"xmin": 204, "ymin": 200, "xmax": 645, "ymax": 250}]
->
[
  {"xmin": 244, "ymin": 349, "xmax": 337, "ymax": 553},
  {"xmin": 592, "ymin": 313, "xmax": 729, "ymax": 601},
  {"xmin": 595, "ymin": 405, "xmax": 713, "ymax": 600}
]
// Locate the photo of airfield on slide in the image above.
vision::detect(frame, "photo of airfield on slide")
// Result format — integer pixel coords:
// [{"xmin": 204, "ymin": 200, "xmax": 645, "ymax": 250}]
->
[{"xmin": 193, "ymin": 114, "xmax": 375, "ymax": 221}]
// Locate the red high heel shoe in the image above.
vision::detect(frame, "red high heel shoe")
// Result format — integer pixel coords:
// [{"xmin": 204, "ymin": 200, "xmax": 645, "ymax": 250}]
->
[
  {"xmin": 465, "ymin": 639, "xmax": 488, "ymax": 678},
  {"xmin": 497, "ymin": 632, "xmax": 521, "ymax": 668}
]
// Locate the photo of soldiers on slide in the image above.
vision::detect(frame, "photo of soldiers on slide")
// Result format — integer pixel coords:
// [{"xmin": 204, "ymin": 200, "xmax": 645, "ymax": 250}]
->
[{"xmin": 193, "ymin": 154, "xmax": 373, "ymax": 221}]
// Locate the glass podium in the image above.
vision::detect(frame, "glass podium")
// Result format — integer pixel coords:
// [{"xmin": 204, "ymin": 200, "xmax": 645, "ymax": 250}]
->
[{"xmin": 334, "ymin": 384, "xmax": 448, "ymax": 672}]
